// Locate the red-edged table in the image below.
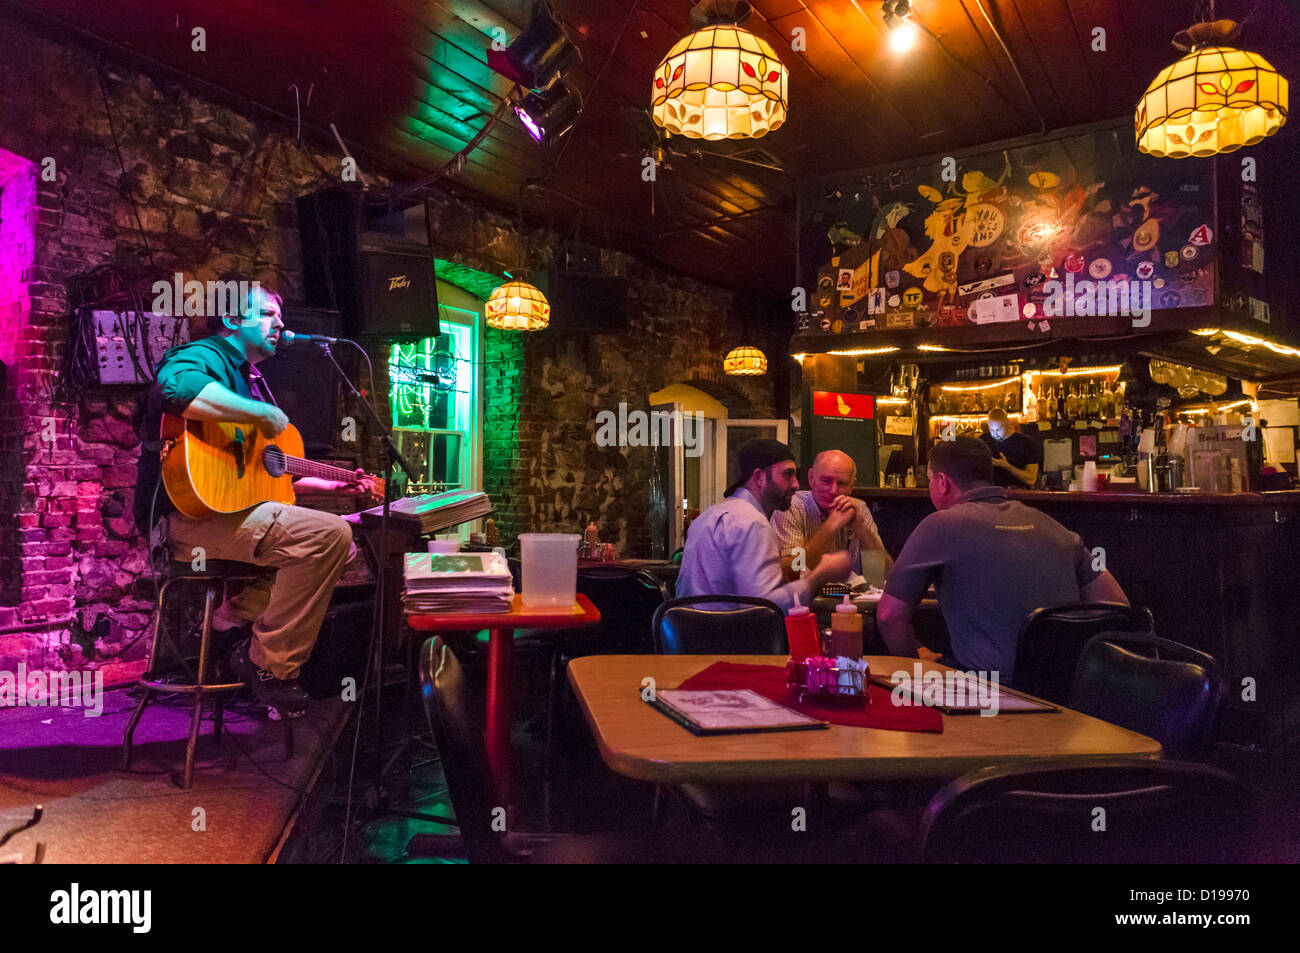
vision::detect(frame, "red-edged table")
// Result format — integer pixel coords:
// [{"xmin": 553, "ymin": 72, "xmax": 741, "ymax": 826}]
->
[{"xmin": 406, "ymin": 594, "xmax": 601, "ymax": 799}]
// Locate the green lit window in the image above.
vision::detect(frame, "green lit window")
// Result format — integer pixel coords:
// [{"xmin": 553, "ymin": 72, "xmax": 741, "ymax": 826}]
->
[{"xmin": 390, "ymin": 318, "xmax": 475, "ymax": 493}]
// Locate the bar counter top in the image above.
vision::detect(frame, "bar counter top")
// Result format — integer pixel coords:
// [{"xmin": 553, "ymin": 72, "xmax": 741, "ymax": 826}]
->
[{"xmin": 854, "ymin": 487, "xmax": 1300, "ymax": 506}]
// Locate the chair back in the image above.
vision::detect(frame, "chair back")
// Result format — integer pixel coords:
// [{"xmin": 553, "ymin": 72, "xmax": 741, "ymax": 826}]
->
[
  {"xmin": 920, "ymin": 760, "xmax": 1251, "ymax": 863},
  {"xmin": 418, "ymin": 636, "xmax": 512, "ymax": 863},
  {"xmin": 1070, "ymin": 632, "xmax": 1223, "ymax": 760},
  {"xmin": 574, "ymin": 566, "xmax": 666, "ymax": 654},
  {"xmin": 1013, "ymin": 602, "xmax": 1153, "ymax": 702},
  {"xmin": 652, "ymin": 595, "xmax": 787, "ymax": 654}
]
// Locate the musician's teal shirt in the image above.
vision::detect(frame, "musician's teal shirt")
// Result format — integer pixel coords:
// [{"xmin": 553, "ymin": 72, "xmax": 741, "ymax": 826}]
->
[{"xmin": 133, "ymin": 335, "xmax": 272, "ymax": 532}]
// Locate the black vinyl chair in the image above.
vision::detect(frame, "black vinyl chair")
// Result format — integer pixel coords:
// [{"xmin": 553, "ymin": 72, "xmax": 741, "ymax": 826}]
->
[
  {"xmin": 1013, "ymin": 602, "xmax": 1154, "ymax": 703},
  {"xmin": 1070, "ymin": 632, "xmax": 1224, "ymax": 760},
  {"xmin": 411, "ymin": 636, "xmax": 699, "ymax": 863},
  {"xmin": 648, "ymin": 594, "xmax": 791, "ymax": 823},
  {"xmin": 919, "ymin": 760, "xmax": 1252, "ymax": 863},
  {"xmin": 652, "ymin": 595, "xmax": 787, "ymax": 655}
]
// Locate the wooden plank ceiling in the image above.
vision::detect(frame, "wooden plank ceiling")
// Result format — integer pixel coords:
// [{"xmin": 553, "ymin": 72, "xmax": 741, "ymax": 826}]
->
[{"xmin": 12, "ymin": 0, "xmax": 1296, "ymax": 297}]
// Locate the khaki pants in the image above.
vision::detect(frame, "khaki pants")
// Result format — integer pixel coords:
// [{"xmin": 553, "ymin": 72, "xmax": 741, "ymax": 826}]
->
[{"xmin": 167, "ymin": 503, "xmax": 356, "ymax": 679}]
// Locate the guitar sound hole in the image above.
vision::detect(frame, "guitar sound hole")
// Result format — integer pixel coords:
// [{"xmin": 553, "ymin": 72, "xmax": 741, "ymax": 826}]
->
[{"xmin": 263, "ymin": 445, "xmax": 287, "ymax": 477}]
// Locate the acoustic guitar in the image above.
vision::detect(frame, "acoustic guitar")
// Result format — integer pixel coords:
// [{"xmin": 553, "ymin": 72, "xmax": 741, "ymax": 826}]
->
[{"xmin": 159, "ymin": 413, "xmax": 383, "ymax": 519}]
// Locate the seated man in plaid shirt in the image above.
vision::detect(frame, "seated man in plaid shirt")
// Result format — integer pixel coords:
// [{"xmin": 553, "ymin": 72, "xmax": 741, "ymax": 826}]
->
[{"xmin": 771, "ymin": 450, "xmax": 893, "ymax": 583}]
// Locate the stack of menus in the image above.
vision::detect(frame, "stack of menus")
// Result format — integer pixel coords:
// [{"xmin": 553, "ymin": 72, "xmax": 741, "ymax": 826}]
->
[{"xmin": 402, "ymin": 551, "xmax": 513, "ymax": 614}]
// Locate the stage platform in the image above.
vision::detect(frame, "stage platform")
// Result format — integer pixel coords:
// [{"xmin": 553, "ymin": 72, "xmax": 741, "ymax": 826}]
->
[{"xmin": 0, "ymin": 687, "xmax": 348, "ymax": 864}]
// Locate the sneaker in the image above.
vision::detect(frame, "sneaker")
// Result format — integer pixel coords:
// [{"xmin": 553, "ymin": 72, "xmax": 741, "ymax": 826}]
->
[{"xmin": 228, "ymin": 637, "xmax": 308, "ymax": 716}]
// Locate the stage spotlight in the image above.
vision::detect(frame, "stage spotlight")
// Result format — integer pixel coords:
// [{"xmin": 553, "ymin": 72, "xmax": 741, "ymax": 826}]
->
[
  {"xmin": 486, "ymin": 1, "xmax": 580, "ymax": 91},
  {"xmin": 514, "ymin": 79, "xmax": 581, "ymax": 145}
]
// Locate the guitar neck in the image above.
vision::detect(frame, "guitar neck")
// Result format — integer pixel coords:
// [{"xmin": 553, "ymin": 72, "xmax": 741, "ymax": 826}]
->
[{"xmin": 281, "ymin": 456, "xmax": 358, "ymax": 483}]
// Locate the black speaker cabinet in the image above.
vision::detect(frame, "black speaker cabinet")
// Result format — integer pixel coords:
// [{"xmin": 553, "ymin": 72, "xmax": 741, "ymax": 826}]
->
[
  {"xmin": 297, "ymin": 186, "xmax": 440, "ymax": 341},
  {"xmin": 258, "ymin": 306, "xmax": 342, "ymax": 454},
  {"xmin": 529, "ymin": 267, "xmax": 629, "ymax": 333},
  {"xmin": 299, "ymin": 596, "xmax": 374, "ymax": 699}
]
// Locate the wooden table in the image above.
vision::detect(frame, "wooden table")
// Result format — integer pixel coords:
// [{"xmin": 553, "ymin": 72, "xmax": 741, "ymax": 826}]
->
[
  {"xmin": 567, "ymin": 655, "xmax": 1162, "ymax": 784},
  {"xmin": 408, "ymin": 594, "xmax": 601, "ymax": 797}
]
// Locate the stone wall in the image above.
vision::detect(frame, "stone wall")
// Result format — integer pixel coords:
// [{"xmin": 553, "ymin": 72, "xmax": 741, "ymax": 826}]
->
[{"xmin": 0, "ymin": 15, "xmax": 786, "ymax": 685}]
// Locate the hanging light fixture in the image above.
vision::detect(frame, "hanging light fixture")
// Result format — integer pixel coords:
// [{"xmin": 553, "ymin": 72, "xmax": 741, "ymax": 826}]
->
[
  {"xmin": 651, "ymin": 1, "xmax": 788, "ymax": 141},
  {"xmin": 724, "ymin": 345, "xmax": 767, "ymax": 376},
  {"xmin": 1136, "ymin": 10, "xmax": 1288, "ymax": 158},
  {"xmin": 487, "ymin": 187, "xmax": 551, "ymax": 332},
  {"xmin": 486, "ymin": 279, "xmax": 550, "ymax": 331}
]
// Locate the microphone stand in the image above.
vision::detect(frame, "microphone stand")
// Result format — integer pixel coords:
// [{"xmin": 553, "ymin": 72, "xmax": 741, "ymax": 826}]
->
[{"xmin": 317, "ymin": 342, "xmax": 425, "ymax": 817}]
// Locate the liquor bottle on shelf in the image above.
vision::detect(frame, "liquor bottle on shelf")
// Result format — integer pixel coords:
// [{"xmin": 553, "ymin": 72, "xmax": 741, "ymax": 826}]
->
[
  {"xmin": 1055, "ymin": 384, "xmax": 1066, "ymax": 427},
  {"xmin": 1100, "ymin": 379, "xmax": 1117, "ymax": 421},
  {"xmin": 1086, "ymin": 380, "xmax": 1101, "ymax": 421},
  {"xmin": 1065, "ymin": 382, "xmax": 1080, "ymax": 421}
]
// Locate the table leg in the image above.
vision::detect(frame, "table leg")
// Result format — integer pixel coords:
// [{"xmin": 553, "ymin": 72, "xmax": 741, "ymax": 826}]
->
[{"xmin": 484, "ymin": 627, "xmax": 512, "ymax": 806}]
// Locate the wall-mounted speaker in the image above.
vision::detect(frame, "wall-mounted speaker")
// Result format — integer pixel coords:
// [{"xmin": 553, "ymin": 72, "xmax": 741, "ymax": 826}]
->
[
  {"xmin": 297, "ymin": 186, "xmax": 440, "ymax": 341},
  {"xmin": 529, "ymin": 267, "xmax": 629, "ymax": 333}
]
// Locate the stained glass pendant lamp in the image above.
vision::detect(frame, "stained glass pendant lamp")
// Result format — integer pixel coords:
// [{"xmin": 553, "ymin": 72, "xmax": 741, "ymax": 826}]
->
[
  {"xmin": 724, "ymin": 345, "xmax": 767, "ymax": 376},
  {"xmin": 486, "ymin": 279, "xmax": 550, "ymax": 331},
  {"xmin": 652, "ymin": 1, "xmax": 788, "ymax": 140},
  {"xmin": 1136, "ymin": 13, "xmax": 1288, "ymax": 158}
]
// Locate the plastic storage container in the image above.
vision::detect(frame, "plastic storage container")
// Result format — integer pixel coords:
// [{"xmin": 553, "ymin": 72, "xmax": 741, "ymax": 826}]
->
[{"xmin": 519, "ymin": 533, "xmax": 581, "ymax": 607}]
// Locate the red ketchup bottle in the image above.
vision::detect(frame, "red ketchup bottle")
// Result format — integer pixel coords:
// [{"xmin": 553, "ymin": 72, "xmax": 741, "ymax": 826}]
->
[{"xmin": 785, "ymin": 593, "xmax": 820, "ymax": 661}]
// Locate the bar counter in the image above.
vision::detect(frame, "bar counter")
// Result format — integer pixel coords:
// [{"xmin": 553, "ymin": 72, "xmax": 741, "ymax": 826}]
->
[{"xmin": 854, "ymin": 487, "xmax": 1300, "ymax": 742}]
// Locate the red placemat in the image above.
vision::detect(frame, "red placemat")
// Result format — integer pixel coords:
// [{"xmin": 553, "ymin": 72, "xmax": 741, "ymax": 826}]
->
[{"xmin": 676, "ymin": 661, "xmax": 943, "ymax": 733}]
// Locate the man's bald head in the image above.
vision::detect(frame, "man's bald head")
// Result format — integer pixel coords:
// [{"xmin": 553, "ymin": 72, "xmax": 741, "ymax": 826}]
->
[
  {"xmin": 987, "ymin": 408, "xmax": 1010, "ymax": 441},
  {"xmin": 808, "ymin": 449, "xmax": 858, "ymax": 511}
]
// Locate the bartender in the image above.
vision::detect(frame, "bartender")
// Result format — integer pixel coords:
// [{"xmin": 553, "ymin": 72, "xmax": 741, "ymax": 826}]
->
[{"xmin": 982, "ymin": 409, "xmax": 1039, "ymax": 488}]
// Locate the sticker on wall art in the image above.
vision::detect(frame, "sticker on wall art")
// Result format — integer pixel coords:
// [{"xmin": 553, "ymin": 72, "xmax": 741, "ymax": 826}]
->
[
  {"xmin": 796, "ymin": 314, "xmax": 811, "ymax": 330},
  {"xmin": 970, "ymin": 292, "xmax": 1021, "ymax": 324},
  {"xmin": 1087, "ymin": 258, "xmax": 1112, "ymax": 279},
  {"xmin": 819, "ymin": 315, "xmax": 832, "ymax": 331},
  {"xmin": 958, "ymin": 273, "xmax": 1016, "ymax": 296},
  {"xmin": 1165, "ymin": 250, "xmax": 1181, "ymax": 268},
  {"xmin": 859, "ymin": 319, "xmax": 875, "ymax": 331},
  {"xmin": 1022, "ymin": 302, "xmax": 1037, "ymax": 319},
  {"xmin": 1023, "ymin": 271, "xmax": 1046, "ymax": 289},
  {"xmin": 1154, "ymin": 278, "xmax": 1165, "ymax": 289},
  {"xmin": 837, "ymin": 269, "xmax": 854, "ymax": 292},
  {"xmin": 1160, "ymin": 290, "xmax": 1181, "ymax": 308},
  {"xmin": 1135, "ymin": 261, "xmax": 1155, "ymax": 280},
  {"xmin": 887, "ymin": 294, "xmax": 901, "ymax": 308},
  {"xmin": 1179, "ymin": 244, "xmax": 1198, "ymax": 262},
  {"xmin": 885, "ymin": 270, "xmax": 900, "ymax": 288},
  {"xmin": 1063, "ymin": 252, "xmax": 1085, "ymax": 273},
  {"xmin": 885, "ymin": 311, "xmax": 915, "ymax": 329},
  {"xmin": 1179, "ymin": 264, "xmax": 1199, "ymax": 284},
  {"xmin": 866, "ymin": 287, "xmax": 887, "ymax": 314},
  {"xmin": 842, "ymin": 307, "xmax": 858, "ymax": 325},
  {"xmin": 1188, "ymin": 225, "xmax": 1213, "ymax": 246},
  {"xmin": 902, "ymin": 287, "xmax": 923, "ymax": 308},
  {"xmin": 832, "ymin": 319, "xmax": 844, "ymax": 333}
]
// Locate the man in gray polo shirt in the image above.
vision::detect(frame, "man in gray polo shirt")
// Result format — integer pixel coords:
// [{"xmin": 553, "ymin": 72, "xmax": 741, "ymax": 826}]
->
[{"xmin": 877, "ymin": 436, "xmax": 1128, "ymax": 683}]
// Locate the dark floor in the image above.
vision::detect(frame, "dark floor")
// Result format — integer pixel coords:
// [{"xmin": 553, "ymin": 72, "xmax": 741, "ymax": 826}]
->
[
  {"xmin": 278, "ymin": 638, "xmax": 1300, "ymax": 865},
  {"xmin": 0, "ymin": 684, "xmax": 347, "ymax": 863}
]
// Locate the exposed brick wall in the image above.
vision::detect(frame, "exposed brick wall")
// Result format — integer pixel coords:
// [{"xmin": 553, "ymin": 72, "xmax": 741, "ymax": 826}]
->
[{"xmin": 0, "ymin": 15, "xmax": 785, "ymax": 684}]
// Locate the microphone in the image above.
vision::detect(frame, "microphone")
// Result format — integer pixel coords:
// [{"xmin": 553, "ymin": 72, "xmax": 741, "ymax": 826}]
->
[{"xmin": 279, "ymin": 329, "xmax": 342, "ymax": 346}]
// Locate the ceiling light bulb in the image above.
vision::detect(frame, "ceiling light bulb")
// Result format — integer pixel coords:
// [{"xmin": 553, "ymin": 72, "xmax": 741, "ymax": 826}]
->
[{"xmin": 890, "ymin": 20, "xmax": 918, "ymax": 53}]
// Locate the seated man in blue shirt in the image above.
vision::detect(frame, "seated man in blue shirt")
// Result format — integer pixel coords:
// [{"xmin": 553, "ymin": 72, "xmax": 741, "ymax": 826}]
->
[
  {"xmin": 877, "ymin": 436, "xmax": 1128, "ymax": 683},
  {"xmin": 678, "ymin": 439, "xmax": 850, "ymax": 610}
]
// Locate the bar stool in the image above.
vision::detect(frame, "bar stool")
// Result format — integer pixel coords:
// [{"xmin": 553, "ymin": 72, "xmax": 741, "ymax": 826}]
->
[{"xmin": 121, "ymin": 558, "xmax": 292, "ymax": 788}]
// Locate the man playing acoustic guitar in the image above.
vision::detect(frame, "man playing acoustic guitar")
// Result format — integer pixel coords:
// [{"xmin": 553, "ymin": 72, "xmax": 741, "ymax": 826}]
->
[{"xmin": 135, "ymin": 282, "xmax": 380, "ymax": 717}]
